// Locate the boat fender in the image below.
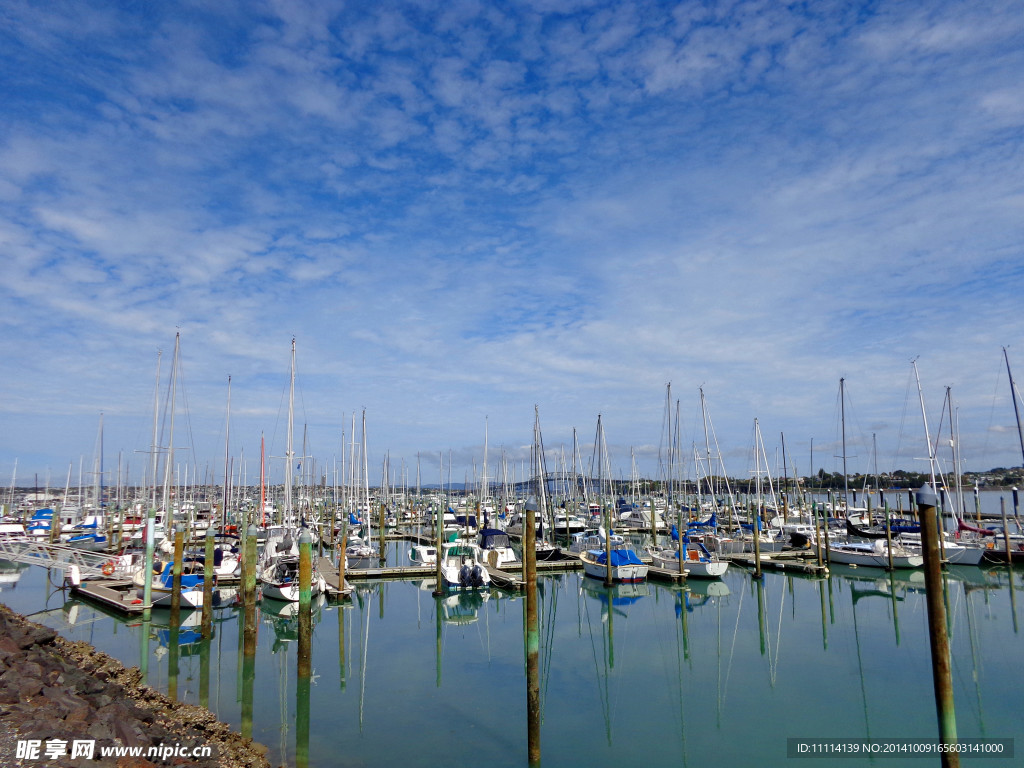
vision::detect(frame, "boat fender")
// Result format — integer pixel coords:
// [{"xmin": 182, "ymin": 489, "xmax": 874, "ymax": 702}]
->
[
  {"xmin": 101, "ymin": 560, "xmax": 115, "ymax": 576},
  {"xmin": 65, "ymin": 565, "xmax": 81, "ymax": 588}
]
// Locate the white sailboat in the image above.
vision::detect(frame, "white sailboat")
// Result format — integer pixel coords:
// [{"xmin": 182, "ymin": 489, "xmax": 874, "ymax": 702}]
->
[
  {"xmin": 257, "ymin": 340, "xmax": 327, "ymax": 602},
  {"xmin": 648, "ymin": 536, "xmax": 729, "ymax": 579},
  {"xmin": 580, "ymin": 415, "xmax": 648, "ymax": 584},
  {"xmin": 820, "ymin": 539, "xmax": 924, "ymax": 569}
]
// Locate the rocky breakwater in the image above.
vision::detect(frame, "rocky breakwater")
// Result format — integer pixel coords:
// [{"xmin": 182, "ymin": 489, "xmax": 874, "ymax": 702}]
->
[{"xmin": 0, "ymin": 603, "xmax": 269, "ymax": 768}]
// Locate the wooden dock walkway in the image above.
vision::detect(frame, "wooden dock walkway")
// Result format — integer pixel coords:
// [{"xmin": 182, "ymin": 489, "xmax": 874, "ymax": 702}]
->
[
  {"xmin": 71, "ymin": 579, "xmax": 147, "ymax": 614},
  {"xmin": 721, "ymin": 551, "xmax": 829, "ymax": 575}
]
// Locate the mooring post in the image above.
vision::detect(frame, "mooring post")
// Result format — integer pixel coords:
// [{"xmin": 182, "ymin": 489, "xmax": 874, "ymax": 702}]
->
[
  {"xmin": 170, "ymin": 525, "xmax": 184, "ymax": 627},
  {"xmin": 379, "ymin": 501, "xmax": 387, "ymax": 566},
  {"xmin": 752, "ymin": 500, "xmax": 763, "ymax": 580},
  {"xmin": 243, "ymin": 523, "xmax": 258, "ymax": 658},
  {"xmin": 525, "ymin": 489, "xmax": 540, "ymax": 765},
  {"xmin": 338, "ymin": 522, "xmax": 347, "ymax": 596},
  {"xmin": 884, "ymin": 500, "xmax": 895, "ymax": 572},
  {"xmin": 297, "ymin": 527, "xmax": 313, "ymax": 768},
  {"xmin": 813, "ymin": 501, "xmax": 823, "ymax": 569},
  {"xmin": 298, "ymin": 527, "xmax": 313, "ymax": 676},
  {"xmin": 822, "ymin": 496, "xmax": 832, "ymax": 566},
  {"xmin": 142, "ymin": 505, "xmax": 156, "ymax": 621},
  {"xmin": 1001, "ymin": 497, "xmax": 1013, "ymax": 563},
  {"xmin": 917, "ymin": 484, "xmax": 959, "ymax": 766},
  {"xmin": 201, "ymin": 524, "xmax": 214, "ymax": 639},
  {"xmin": 432, "ymin": 484, "xmax": 444, "ymax": 597}
]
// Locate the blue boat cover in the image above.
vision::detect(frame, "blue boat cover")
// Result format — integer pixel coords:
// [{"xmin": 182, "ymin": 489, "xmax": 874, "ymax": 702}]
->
[
  {"xmin": 479, "ymin": 528, "xmax": 510, "ymax": 548},
  {"xmin": 595, "ymin": 549, "xmax": 644, "ymax": 566}
]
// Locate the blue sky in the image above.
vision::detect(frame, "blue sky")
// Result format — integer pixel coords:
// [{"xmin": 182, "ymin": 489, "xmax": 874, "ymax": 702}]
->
[{"xmin": 2, "ymin": 0, "xmax": 1023, "ymax": 492}]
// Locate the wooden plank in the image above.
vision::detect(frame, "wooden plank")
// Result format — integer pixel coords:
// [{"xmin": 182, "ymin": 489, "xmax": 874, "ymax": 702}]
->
[{"xmin": 647, "ymin": 565, "xmax": 686, "ymax": 583}]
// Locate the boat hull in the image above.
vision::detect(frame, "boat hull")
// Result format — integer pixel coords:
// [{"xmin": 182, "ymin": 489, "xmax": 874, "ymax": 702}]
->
[
  {"xmin": 820, "ymin": 544, "xmax": 923, "ymax": 569},
  {"xmin": 650, "ymin": 549, "xmax": 728, "ymax": 578},
  {"xmin": 134, "ymin": 584, "xmax": 205, "ymax": 608},
  {"xmin": 580, "ymin": 550, "xmax": 649, "ymax": 583}
]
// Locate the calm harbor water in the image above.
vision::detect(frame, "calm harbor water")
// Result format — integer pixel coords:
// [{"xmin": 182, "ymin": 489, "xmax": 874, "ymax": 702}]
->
[{"xmin": 1, "ymin": 548, "xmax": 1021, "ymax": 767}]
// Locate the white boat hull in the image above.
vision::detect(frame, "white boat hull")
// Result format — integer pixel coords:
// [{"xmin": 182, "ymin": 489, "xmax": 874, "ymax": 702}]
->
[
  {"xmin": 819, "ymin": 542, "xmax": 923, "ymax": 569},
  {"xmin": 580, "ymin": 550, "xmax": 648, "ymax": 583},
  {"xmin": 650, "ymin": 549, "xmax": 729, "ymax": 578}
]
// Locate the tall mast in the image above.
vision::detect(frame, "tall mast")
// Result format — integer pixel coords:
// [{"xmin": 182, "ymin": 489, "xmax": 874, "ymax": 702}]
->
[
  {"xmin": 1004, "ymin": 347, "xmax": 1024, "ymax": 467},
  {"xmin": 361, "ymin": 409, "xmax": 370, "ymax": 519},
  {"xmin": 285, "ymin": 338, "xmax": 296, "ymax": 522},
  {"xmin": 755, "ymin": 419, "xmax": 762, "ymax": 514},
  {"xmin": 150, "ymin": 351, "xmax": 161, "ymax": 511},
  {"xmin": 947, "ymin": 388, "xmax": 964, "ymax": 520},
  {"xmin": 161, "ymin": 333, "xmax": 179, "ymax": 514},
  {"xmin": 840, "ymin": 377, "xmax": 849, "ymax": 511},
  {"xmin": 911, "ymin": 359, "xmax": 938, "ymax": 487},
  {"xmin": 482, "ymin": 417, "xmax": 489, "ymax": 503},
  {"xmin": 95, "ymin": 412, "xmax": 104, "ymax": 514},
  {"xmin": 350, "ymin": 413, "xmax": 357, "ymax": 519},
  {"xmin": 222, "ymin": 375, "xmax": 232, "ymax": 529},
  {"xmin": 780, "ymin": 431, "xmax": 789, "ymax": 516},
  {"xmin": 662, "ymin": 383, "xmax": 673, "ymax": 510}
]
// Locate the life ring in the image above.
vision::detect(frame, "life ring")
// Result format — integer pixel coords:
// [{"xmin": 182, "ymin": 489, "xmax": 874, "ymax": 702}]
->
[{"xmin": 101, "ymin": 561, "xmax": 115, "ymax": 576}]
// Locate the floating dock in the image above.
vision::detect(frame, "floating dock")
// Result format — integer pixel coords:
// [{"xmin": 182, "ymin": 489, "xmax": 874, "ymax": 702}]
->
[
  {"xmin": 70, "ymin": 579, "xmax": 147, "ymax": 614},
  {"xmin": 721, "ymin": 551, "xmax": 829, "ymax": 576}
]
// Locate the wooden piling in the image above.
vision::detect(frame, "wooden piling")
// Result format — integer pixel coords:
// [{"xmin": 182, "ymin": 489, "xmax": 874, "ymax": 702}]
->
[
  {"xmin": 298, "ymin": 528, "xmax": 312, "ymax": 679},
  {"xmin": 201, "ymin": 525, "xmax": 214, "ymax": 639},
  {"xmin": 813, "ymin": 501, "xmax": 823, "ymax": 569},
  {"xmin": 752, "ymin": 500, "xmax": 763, "ymax": 580},
  {"xmin": 142, "ymin": 506, "xmax": 156, "ymax": 622},
  {"xmin": 525, "ymin": 480, "xmax": 540, "ymax": 765},
  {"xmin": 884, "ymin": 500, "xmax": 895, "ymax": 572},
  {"xmin": 170, "ymin": 527, "xmax": 184, "ymax": 627},
  {"xmin": 243, "ymin": 524, "xmax": 258, "ymax": 658},
  {"xmin": 916, "ymin": 484, "xmax": 959, "ymax": 766},
  {"xmin": 1001, "ymin": 497, "xmax": 1012, "ymax": 562}
]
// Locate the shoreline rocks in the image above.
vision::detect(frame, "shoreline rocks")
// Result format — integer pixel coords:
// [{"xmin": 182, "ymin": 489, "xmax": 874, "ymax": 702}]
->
[{"xmin": 0, "ymin": 603, "xmax": 269, "ymax": 768}]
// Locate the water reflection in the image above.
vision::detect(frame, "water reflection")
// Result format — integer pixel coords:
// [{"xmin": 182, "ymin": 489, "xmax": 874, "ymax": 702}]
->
[
  {"xmin": 260, "ymin": 594, "xmax": 326, "ymax": 653},
  {"xmin": 5, "ymin": 562, "xmax": 1022, "ymax": 768},
  {"xmin": 0, "ymin": 559, "xmax": 29, "ymax": 591}
]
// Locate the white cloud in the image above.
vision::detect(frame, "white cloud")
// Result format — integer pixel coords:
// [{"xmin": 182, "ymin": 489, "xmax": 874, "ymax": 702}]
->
[{"xmin": 0, "ymin": 0, "xmax": 1022, "ymax": 482}]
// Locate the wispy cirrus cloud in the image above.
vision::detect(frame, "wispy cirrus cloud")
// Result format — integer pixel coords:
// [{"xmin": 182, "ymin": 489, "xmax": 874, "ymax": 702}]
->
[{"xmin": 0, "ymin": 0, "xmax": 1022, "ymax": 483}]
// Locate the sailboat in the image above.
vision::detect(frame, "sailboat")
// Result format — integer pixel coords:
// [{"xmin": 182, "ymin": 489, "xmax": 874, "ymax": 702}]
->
[
  {"xmin": 579, "ymin": 415, "xmax": 648, "ymax": 584},
  {"xmin": 648, "ymin": 530, "xmax": 728, "ymax": 579},
  {"xmin": 133, "ymin": 333, "xmax": 213, "ymax": 607},
  {"xmin": 344, "ymin": 410, "xmax": 380, "ymax": 568},
  {"xmin": 132, "ymin": 559, "xmax": 208, "ymax": 608},
  {"xmin": 813, "ymin": 378, "xmax": 923, "ymax": 569},
  {"xmin": 258, "ymin": 528, "xmax": 328, "ymax": 601},
  {"xmin": 257, "ymin": 339, "xmax": 328, "ymax": 602},
  {"xmin": 529, "ymin": 407, "xmax": 563, "ymax": 561}
]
